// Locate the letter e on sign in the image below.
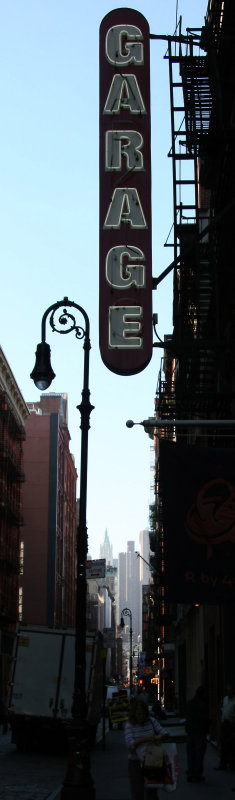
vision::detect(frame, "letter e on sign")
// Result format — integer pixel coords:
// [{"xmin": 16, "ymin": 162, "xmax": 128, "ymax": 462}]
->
[{"xmin": 99, "ymin": 9, "xmax": 152, "ymax": 375}]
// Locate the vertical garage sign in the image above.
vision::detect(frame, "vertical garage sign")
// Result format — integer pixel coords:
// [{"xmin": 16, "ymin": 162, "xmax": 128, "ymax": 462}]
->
[{"xmin": 99, "ymin": 9, "xmax": 152, "ymax": 375}]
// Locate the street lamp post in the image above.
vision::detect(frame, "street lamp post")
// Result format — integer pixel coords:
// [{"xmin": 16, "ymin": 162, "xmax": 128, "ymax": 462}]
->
[
  {"xmin": 120, "ymin": 607, "xmax": 133, "ymax": 692},
  {"xmin": 30, "ymin": 297, "xmax": 95, "ymax": 800},
  {"xmin": 133, "ymin": 644, "xmax": 140, "ymax": 683}
]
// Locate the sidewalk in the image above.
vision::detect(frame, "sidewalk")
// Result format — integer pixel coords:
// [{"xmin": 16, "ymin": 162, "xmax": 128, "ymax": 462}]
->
[
  {"xmin": 90, "ymin": 720, "xmax": 235, "ymax": 800},
  {"xmin": 2, "ymin": 720, "xmax": 235, "ymax": 799},
  {"xmin": 91, "ymin": 726, "xmax": 131, "ymax": 800}
]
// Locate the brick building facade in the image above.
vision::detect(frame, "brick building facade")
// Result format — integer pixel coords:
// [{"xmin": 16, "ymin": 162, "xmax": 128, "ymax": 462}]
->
[
  {"xmin": 0, "ymin": 347, "xmax": 28, "ymax": 705},
  {"xmin": 21, "ymin": 393, "xmax": 77, "ymax": 628}
]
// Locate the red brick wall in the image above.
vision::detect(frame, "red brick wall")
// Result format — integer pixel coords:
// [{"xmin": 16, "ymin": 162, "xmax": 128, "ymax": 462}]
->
[{"xmin": 21, "ymin": 414, "xmax": 50, "ymax": 624}]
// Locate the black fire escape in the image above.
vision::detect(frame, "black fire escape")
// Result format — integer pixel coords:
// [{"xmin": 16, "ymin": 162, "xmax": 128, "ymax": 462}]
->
[{"xmin": 151, "ymin": 0, "xmax": 235, "ymax": 706}]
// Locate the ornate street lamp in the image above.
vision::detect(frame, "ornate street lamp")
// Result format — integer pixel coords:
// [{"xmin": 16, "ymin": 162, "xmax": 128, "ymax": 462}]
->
[
  {"xmin": 133, "ymin": 644, "xmax": 140, "ymax": 684},
  {"xmin": 120, "ymin": 607, "xmax": 133, "ymax": 692},
  {"xmin": 31, "ymin": 297, "xmax": 95, "ymax": 800}
]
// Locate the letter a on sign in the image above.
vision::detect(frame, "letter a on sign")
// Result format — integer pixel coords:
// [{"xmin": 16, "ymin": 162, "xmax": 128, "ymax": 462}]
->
[{"xmin": 99, "ymin": 8, "xmax": 152, "ymax": 375}]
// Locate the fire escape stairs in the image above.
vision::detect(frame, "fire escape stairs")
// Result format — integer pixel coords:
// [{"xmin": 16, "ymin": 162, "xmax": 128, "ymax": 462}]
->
[{"xmin": 163, "ymin": 27, "xmax": 219, "ymax": 416}]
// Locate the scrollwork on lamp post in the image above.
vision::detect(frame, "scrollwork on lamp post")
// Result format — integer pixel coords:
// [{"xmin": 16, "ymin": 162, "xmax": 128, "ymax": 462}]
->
[{"xmin": 30, "ymin": 297, "xmax": 95, "ymax": 800}]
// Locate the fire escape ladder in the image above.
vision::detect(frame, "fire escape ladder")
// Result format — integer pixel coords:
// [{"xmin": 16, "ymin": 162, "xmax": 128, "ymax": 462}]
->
[
  {"xmin": 165, "ymin": 28, "xmax": 221, "ymax": 411},
  {"xmin": 167, "ymin": 33, "xmax": 199, "ymax": 244},
  {"xmin": 166, "ymin": 32, "xmax": 199, "ymax": 361}
]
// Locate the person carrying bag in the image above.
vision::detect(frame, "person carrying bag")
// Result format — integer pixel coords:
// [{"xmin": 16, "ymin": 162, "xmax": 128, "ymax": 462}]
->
[
  {"xmin": 138, "ymin": 736, "xmax": 178, "ymax": 792},
  {"xmin": 125, "ymin": 697, "xmax": 168, "ymax": 800},
  {"xmin": 143, "ymin": 741, "xmax": 179, "ymax": 793}
]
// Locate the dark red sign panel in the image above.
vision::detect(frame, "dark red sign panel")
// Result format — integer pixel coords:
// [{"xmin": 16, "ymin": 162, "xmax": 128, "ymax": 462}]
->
[
  {"xmin": 160, "ymin": 439, "xmax": 235, "ymax": 603},
  {"xmin": 99, "ymin": 9, "xmax": 152, "ymax": 375}
]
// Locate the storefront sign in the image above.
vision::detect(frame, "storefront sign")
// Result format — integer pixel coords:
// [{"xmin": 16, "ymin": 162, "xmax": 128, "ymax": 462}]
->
[
  {"xmin": 99, "ymin": 9, "xmax": 152, "ymax": 375},
  {"xmin": 160, "ymin": 439, "xmax": 235, "ymax": 603}
]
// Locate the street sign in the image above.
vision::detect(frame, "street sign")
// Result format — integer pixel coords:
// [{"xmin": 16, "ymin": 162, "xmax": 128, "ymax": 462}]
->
[{"xmin": 86, "ymin": 559, "xmax": 106, "ymax": 578}]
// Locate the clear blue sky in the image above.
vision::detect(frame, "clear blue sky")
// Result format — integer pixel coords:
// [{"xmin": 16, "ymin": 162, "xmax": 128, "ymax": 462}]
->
[{"xmin": 0, "ymin": 0, "xmax": 207, "ymax": 559}]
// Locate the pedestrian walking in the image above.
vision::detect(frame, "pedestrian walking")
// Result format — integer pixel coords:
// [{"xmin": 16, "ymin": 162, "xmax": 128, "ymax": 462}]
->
[
  {"xmin": 214, "ymin": 682, "xmax": 235, "ymax": 770},
  {"xmin": 125, "ymin": 696, "xmax": 167, "ymax": 800},
  {"xmin": 152, "ymin": 699, "xmax": 167, "ymax": 721},
  {"xmin": 136, "ymin": 685, "xmax": 149, "ymax": 705},
  {"xmin": 186, "ymin": 685, "xmax": 210, "ymax": 783}
]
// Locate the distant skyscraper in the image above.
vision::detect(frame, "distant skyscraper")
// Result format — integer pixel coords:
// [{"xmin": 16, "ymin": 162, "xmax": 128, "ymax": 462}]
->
[
  {"xmin": 117, "ymin": 542, "xmax": 141, "ymax": 644},
  {"xmin": 117, "ymin": 552, "xmax": 126, "ymax": 627},
  {"xmin": 100, "ymin": 528, "xmax": 113, "ymax": 566}
]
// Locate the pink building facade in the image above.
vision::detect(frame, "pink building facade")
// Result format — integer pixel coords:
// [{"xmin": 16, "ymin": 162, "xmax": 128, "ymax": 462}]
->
[{"xmin": 21, "ymin": 394, "xmax": 77, "ymax": 627}]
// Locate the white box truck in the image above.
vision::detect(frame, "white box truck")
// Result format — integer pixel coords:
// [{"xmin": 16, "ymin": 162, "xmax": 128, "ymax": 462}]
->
[{"xmin": 7, "ymin": 625, "xmax": 104, "ymax": 752}]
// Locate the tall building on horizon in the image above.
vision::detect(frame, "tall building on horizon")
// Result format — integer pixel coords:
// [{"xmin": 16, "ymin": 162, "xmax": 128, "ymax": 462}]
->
[
  {"xmin": 99, "ymin": 528, "xmax": 113, "ymax": 566},
  {"xmin": 117, "ymin": 551, "xmax": 126, "ymax": 629},
  {"xmin": 117, "ymin": 541, "xmax": 141, "ymax": 645},
  {"xmin": 126, "ymin": 541, "xmax": 141, "ymax": 645}
]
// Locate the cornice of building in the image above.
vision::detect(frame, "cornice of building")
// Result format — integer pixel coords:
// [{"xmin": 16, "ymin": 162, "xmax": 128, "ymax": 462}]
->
[{"xmin": 0, "ymin": 346, "xmax": 29, "ymax": 426}]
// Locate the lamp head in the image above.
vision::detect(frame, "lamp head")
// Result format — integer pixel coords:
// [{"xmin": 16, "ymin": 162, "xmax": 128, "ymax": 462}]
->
[
  {"xmin": 30, "ymin": 342, "xmax": 56, "ymax": 391},
  {"xmin": 120, "ymin": 616, "xmax": 125, "ymax": 629}
]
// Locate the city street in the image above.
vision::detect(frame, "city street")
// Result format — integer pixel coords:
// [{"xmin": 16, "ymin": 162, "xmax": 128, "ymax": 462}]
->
[
  {"xmin": 1, "ymin": 719, "xmax": 235, "ymax": 800},
  {"xmin": 0, "ymin": 726, "xmax": 66, "ymax": 800}
]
